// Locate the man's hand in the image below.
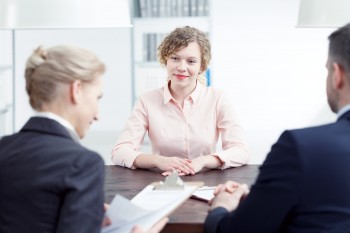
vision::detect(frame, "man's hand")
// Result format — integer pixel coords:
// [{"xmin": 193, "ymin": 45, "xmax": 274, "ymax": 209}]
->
[
  {"xmin": 214, "ymin": 181, "xmax": 241, "ymax": 195},
  {"xmin": 209, "ymin": 183, "xmax": 249, "ymax": 212}
]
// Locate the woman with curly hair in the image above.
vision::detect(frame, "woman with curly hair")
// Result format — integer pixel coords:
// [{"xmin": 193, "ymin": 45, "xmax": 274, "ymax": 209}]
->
[{"xmin": 112, "ymin": 26, "xmax": 250, "ymax": 176}]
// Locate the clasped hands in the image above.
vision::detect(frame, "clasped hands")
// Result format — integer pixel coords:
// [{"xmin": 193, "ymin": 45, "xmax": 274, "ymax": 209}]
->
[
  {"xmin": 208, "ymin": 181, "xmax": 250, "ymax": 212},
  {"xmin": 159, "ymin": 155, "xmax": 221, "ymax": 176},
  {"xmin": 160, "ymin": 157, "xmax": 198, "ymax": 176}
]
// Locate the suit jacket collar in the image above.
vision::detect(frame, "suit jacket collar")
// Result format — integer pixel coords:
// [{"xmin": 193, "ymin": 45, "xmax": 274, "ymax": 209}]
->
[
  {"xmin": 337, "ymin": 110, "xmax": 350, "ymax": 122},
  {"xmin": 20, "ymin": 117, "xmax": 78, "ymax": 143}
]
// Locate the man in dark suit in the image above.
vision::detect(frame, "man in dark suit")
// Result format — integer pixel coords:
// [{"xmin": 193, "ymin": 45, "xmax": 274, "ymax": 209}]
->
[{"xmin": 204, "ymin": 23, "xmax": 350, "ymax": 233}]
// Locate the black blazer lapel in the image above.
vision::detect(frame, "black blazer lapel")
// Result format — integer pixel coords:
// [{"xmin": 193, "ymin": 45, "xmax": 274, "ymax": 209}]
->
[{"xmin": 20, "ymin": 117, "xmax": 73, "ymax": 141}]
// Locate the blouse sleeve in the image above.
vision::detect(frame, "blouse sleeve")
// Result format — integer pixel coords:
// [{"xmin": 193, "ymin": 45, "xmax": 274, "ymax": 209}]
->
[
  {"xmin": 111, "ymin": 97, "xmax": 148, "ymax": 168},
  {"xmin": 212, "ymin": 92, "xmax": 250, "ymax": 169}
]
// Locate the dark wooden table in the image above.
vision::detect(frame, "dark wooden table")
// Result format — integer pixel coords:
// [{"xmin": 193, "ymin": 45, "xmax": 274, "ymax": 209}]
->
[{"xmin": 104, "ymin": 165, "xmax": 260, "ymax": 233}]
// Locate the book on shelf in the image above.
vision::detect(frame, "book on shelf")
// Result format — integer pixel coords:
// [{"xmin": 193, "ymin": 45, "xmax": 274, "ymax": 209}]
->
[
  {"xmin": 151, "ymin": 0, "xmax": 159, "ymax": 17},
  {"xmin": 183, "ymin": 0, "xmax": 189, "ymax": 17},
  {"xmin": 205, "ymin": 68, "xmax": 211, "ymax": 86},
  {"xmin": 204, "ymin": 0, "xmax": 210, "ymax": 16},
  {"xmin": 137, "ymin": 0, "xmax": 209, "ymax": 18},
  {"xmin": 197, "ymin": 0, "xmax": 204, "ymax": 16},
  {"xmin": 139, "ymin": 0, "xmax": 147, "ymax": 17},
  {"xmin": 142, "ymin": 33, "xmax": 166, "ymax": 62}
]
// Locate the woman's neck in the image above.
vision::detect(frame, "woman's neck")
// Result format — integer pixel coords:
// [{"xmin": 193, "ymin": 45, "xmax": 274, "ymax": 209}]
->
[{"xmin": 169, "ymin": 81, "xmax": 197, "ymax": 104}]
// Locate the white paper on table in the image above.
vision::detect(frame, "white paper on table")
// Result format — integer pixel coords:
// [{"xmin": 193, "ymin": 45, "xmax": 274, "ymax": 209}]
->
[
  {"xmin": 191, "ymin": 186, "xmax": 216, "ymax": 202},
  {"xmin": 102, "ymin": 184, "xmax": 200, "ymax": 233}
]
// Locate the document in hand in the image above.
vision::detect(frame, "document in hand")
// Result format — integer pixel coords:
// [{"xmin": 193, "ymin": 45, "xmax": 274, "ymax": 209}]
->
[{"xmin": 102, "ymin": 182, "xmax": 202, "ymax": 233}]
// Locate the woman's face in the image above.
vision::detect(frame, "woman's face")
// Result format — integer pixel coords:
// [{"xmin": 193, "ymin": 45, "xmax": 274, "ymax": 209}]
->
[
  {"xmin": 75, "ymin": 75, "xmax": 103, "ymax": 138},
  {"xmin": 166, "ymin": 41, "xmax": 202, "ymax": 91}
]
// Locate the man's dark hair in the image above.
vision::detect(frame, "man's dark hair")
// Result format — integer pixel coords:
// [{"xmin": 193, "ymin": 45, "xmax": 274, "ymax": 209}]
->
[{"xmin": 328, "ymin": 23, "xmax": 350, "ymax": 74}]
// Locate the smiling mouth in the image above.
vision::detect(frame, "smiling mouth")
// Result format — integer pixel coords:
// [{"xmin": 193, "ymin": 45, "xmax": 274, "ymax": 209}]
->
[{"xmin": 175, "ymin": 74, "xmax": 188, "ymax": 80}]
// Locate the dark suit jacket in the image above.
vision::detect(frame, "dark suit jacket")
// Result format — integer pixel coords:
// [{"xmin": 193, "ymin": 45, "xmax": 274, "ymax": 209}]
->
[
  {"xmin": 0, "ymin": 117, "xmax": 105, "ymax": 233},
  {"xmin": 205, "ymin": 110, "xmax": 350, "ymax": 233}
]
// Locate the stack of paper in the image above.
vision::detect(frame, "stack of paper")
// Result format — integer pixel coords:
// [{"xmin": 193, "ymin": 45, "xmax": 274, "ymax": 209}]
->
[{"xmin": 102, "ymin": 184, "xmax": 200, "ymax": 233}]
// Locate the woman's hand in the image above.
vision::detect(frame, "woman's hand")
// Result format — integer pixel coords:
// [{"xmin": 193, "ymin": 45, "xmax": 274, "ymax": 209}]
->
[
  {"xmin": 158, "ymin": 156, "xmax": 195, "ymax": 176},
  {"xmin": 188, "ymin": 157, "xmax": 206, "ymax": 174},
  {"xmin": 171, "ymin": 155, "xmax": 223, "ymax": 175},
  {"xmin": 162, "ymin": 155, "xmax": 223, "ymax": 176},
  {"xmin": 102, "ymin": 203, "xmax": 112, "ymax": 227},
  {"xmin": 133, "ymin": 154, "xmax": 195, "ymax": 175},
  {"xmin": 161, "ymin": 157, "xmax": 204, "ymax": 176}
]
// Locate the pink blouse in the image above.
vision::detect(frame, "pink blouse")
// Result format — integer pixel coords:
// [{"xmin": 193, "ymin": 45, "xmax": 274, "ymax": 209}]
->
[{"xmin": 111, "ymin": 83, "xmax": 250, "ymax": 169}]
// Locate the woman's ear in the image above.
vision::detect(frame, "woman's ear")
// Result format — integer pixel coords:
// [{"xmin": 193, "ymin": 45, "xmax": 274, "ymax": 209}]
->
[{"xmin": 70, "ymin": 80, "xmax": 82, "ymax": 104}]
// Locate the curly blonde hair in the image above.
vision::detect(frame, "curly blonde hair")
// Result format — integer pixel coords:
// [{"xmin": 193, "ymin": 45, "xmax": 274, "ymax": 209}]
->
[
  {"xmin": 157, "ymin": 26, "xmax": 211, "ymax": 85},
  {"xmin": 25, "ymin": 45, "xmax": 105, "ymax": 110}
]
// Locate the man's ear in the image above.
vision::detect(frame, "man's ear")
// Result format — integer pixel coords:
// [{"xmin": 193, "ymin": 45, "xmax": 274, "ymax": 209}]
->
[
  {"xmin": 332, "ymin": 62, "xmax": 345, "ymax": 89},
  {"xmin": 70, "ymin": 80, "xmax": 82, "ymax": 104}
]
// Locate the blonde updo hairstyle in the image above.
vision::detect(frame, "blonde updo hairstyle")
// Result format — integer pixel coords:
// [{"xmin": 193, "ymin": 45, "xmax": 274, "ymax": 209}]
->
[
  {"xmin": 25, "ymin": 45, "xmax": 105, "ymax": 110},
  {"xmin": 157, "ymin": 26, "xmax": 211, "ymax": 85}
]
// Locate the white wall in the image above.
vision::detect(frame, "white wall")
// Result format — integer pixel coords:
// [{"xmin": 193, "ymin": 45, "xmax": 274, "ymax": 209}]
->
[
  {"xmin": 14, "ymin": 29, "xmax": 132, "ymax": 132},
  {"xmin": 211, "ymin": 0, "xmax": 336, "ymax": 163}
]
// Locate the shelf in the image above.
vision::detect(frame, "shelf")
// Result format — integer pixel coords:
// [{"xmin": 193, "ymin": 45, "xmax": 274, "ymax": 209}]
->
[{"xmin": 133, "ymin": 16, "xmax": 209, "ymax": 32}]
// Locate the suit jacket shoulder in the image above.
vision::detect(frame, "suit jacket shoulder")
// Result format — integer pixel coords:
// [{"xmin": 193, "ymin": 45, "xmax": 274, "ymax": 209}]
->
[
  {"xmin": 205, "ymin": 112, "xmax": 350, "ymax": 233},
  {"xmin": 0, "ymin": 117, "xmax": 105, "ymax": 233}
]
